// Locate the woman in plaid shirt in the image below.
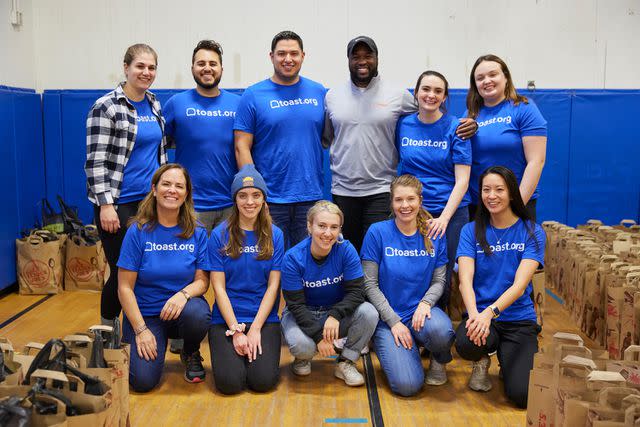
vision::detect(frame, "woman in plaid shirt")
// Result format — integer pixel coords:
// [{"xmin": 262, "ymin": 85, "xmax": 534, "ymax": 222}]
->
[{"xmin": 85, "ymin": 43, "xmax": 168, "ymax": 328}]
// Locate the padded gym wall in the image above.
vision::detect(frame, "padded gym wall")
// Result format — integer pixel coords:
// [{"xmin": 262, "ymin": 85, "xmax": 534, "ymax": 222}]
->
[{"xmin": 0, "ymin": 86, "xmax": 46, "ymax": 291}]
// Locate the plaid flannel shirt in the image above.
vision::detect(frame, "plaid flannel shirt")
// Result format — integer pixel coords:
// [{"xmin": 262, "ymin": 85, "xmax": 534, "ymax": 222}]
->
[{"xmin": 85, "ymin": 83, "xmax": 168, "ymax": 206}]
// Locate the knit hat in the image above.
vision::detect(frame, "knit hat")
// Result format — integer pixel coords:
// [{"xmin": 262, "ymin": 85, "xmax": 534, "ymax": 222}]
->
[{"xmin": 231, "ymin": 164, "xmax": 268, "ymax": 198}]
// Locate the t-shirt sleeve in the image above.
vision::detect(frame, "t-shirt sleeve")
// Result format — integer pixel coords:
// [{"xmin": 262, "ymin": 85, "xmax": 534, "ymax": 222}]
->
[
  {"xmin": 163, "ymin": 96, "xmax": 175, "ymax": 137},
  {"xmin": 281, "ymin": 252, "xmax": 303, "ymax": 292},
  {"xmin": 456, "ymin": 223, "xmax": 477, "ymax": 260},
  {"xmin": 117, "ymin": 225, "xmax": 142, "ymax": 271},
  {"xmin": 360, "ymin": 225, "xmax": 382, "ymax": 263},
  {"xmin": 435, "ymin": 234, "xmax": 448, "ymax": 268},
  {"xmin": 207, "ymin": 228, "xmax": 226, "ymax": 272},
  {"xmin": 518, "ymin": 101, "xmax": 547, "ymax": 137},
  {"xmin": 523, "ymin": 223, "xmax": 546, "ymax": 266},
  {"xmin": 400, "ymin": 89, "xmax": 417, "ymax": 114},
  {"xmin": 233, "ymin": 90, "xmax": 256, "ymax": 134},
  {"xmin": 195, "ymin": 228, "xmax": 209, "ymax": 270},
  {"xmin": 450, "ymin": 119, "xmax": 472, "ymax": 165},
  {"xmin": 342, "ymin": 242, "xmax": 364, "ymax": 281},
  {"xmin": 270, "ymin": 227, "xmax": 285, "ymax": 271}
]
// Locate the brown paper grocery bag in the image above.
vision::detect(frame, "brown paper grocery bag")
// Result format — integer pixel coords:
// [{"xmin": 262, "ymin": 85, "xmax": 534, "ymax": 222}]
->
[
  {"xmin": 64, "ymin": 235, "xmax": 109, "ymax": 292},
  {"xmin": 16, "ymin": 234, "xmax": 65, "ymax": 295},
  {"xmin": 0, "ymin": 340, "xmax": 23, "ymax": 385}
]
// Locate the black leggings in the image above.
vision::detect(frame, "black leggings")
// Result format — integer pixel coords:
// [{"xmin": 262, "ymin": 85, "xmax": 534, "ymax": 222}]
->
[
  {"xmin": 209, "ymin": 322, "xmax": 281, "ymax": 395},
  {"xmin": 332, "ymin": 192, "xmax": 390, "ymax": 252},
  {"xmin": 94, "ymin": 201, "xmax": 140, "ymax": 320},
  {"xmin": 455, "ymin": 319, "xmax": 541, "ymax": 408}
]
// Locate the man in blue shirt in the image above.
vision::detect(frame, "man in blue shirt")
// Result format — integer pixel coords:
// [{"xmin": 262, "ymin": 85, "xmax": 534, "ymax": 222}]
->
[
  {"xmin": 164, "ymin": 40, "xmax": 240, "ymax": 232},
  {"xmin": 234, "ymin": 31, "xmax": 326, "ymax": 249}
]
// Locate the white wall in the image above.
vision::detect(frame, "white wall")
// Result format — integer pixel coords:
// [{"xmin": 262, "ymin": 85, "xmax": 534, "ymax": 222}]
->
[
  {"xmin": 25, "ymin": 0, "xmax": 640, "ymax": 91},
  {"xmin": 0, "ymin": 0, "xmax": 35, "ymax": 88}
]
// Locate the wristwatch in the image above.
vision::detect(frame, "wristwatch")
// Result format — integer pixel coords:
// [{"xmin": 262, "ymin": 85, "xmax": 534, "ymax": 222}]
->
[
  {"xmin": 489, "ymin": 305, "xmax": 500, "ymax": 318},
  {"xmin": 180, "ymin": 289, "xmax": 191, "ymax": 301}
]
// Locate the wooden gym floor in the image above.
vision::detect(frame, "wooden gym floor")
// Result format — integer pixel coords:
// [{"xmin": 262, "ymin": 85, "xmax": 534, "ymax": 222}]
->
[{"xmin": 0, "ymin": 288, "xmax": 592, "ymax": 426}]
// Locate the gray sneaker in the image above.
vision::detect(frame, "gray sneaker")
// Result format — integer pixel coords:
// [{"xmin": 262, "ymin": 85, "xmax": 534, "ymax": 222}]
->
[
  {"xmin": 334, "ymin": 360, "xmax": 365, "ymax": 386},
  {"xmin": 425, "ymin": 358, "xmax": 448, "ymax": 386},
  {"xmin": 468, "ymin": 356, "xmax": 492, "ymax": 392},
  {"xmin": 292, "ymin": 358, "xmax": 311, "ymax": 376}
]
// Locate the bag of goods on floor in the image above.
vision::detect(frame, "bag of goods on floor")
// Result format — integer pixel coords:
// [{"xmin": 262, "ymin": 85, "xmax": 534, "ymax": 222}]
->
[
  {"xmin": 16, "ymin": 230, "xmax": 66, "ymax": 295},
  {"xmin": 0, "ymin": 324, "xmax": 130, "ymax": 427},
  {"xmin": 527, "ymin": 332, "xmax": 640, "ymax": 427},
  {"xmin": 542, "ymin": 220, "xmax": 640, "ymax": 360},
  {"xmin": 64, "ymin": 225, "xmax": 109, "ymax": 292}
]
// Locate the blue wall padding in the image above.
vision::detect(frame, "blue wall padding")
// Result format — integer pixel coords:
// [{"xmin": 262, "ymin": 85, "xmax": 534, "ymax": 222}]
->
[
  {"xmin": 0, "ymin": 87, "xmax": 46, "ymax": 290},
  {"xmin": 567, "ymin": 91, "xmax": 640, "ymax": 225}
]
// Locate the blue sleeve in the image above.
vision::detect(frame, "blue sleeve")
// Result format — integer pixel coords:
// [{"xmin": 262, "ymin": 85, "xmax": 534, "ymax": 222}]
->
[
  {"xmin": 360, "ymin": 225, "xmax": 382, "ymax": 263},
  {"xmin": 207, "ymin": 228, "xmax": 226, "ymax": 272},
  {"xmin": 163, "ymin": 96, "xmax": 175, "ymax": 137},
  {"xmin": 281, "ymin": 252, "xmax": 303, "ymax": 292},
  {"xmin": 523, "ymin": 223, "xmax": 546, "ymax": 266},
  {"xmin": 517, "ymin": 101, "xmax": 547, "ymax": 137},
  {"xmin": 456, "ymin": 223, "xmax": 477, "ymax": 260},
  {"xmin": 195, "ymin": 227, "xmax": 209, "ymax": 270},
  {"xmin": 342, "ymin": 242, "xmax": 364, "ymax": 281},
  {"xmin": 450, "ymin": 119, "xmax": 472, "ymax": 165},
  {"xmin": 233, "ymin": 89, "xmax": 256, "ymax": 134},
  {"xmin": 435, "ymin": 234, "xmax": 448, "ymax": 268},
  {"xmin": 117, "ymin": 225, "xmax": 142, "ymax": 271},
  {"xmin": 271, "ymin": 227, "xmax": 285, "ymax": 271}
]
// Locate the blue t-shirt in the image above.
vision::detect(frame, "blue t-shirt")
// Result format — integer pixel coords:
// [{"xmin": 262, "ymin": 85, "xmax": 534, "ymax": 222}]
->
[
  {"xmin": 281, "ymin": 237, "xmax": 363, "ymax": 308},
  {"xmin": 360, "ymin": 219, "xmax": 448, "ymax": 323},
  {"xmin": 119, "ymin": 99, "xmax": 162, "ymax": 203},
  {"xmin": 117, "ymin": 223, "xmax": 209, "ymax": 317},
  {"xmin": 456, "ymin": 219, "xmax": 546, "ymax": 322},
  {"xmin": 207, "ymin": 221, "xmax": 284, "ymax": 325},
  {"xmin": 233, "ymin": 77, "xmax": 326, "ymax": 203},
  {"xmin": 468, "ymin": 99, "xmax": 547, "ymax": 204},
  {"xmin": 164, "ymin": 89, "xmax": 240, "ymax": 211},
  {"xmin": 396, "ymin": 113, "xmax": 472, "ymax": 213}
]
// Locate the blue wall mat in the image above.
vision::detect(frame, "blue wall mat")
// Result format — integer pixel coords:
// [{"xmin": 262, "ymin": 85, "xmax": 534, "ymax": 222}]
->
[
  {"xmin": 567, "ymin": 91, "xmax": 640, "ymax": 225},
  {"xmin": 43, "ymin": 92, "xmax": 64, "ymax": 200}
]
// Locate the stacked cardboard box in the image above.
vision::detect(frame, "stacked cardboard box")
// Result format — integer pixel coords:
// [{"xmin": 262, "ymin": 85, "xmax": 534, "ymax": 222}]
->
[
  {"xmin": 527, "ymin": 332, "xmax": 640, "ymax": 427},
  {"xmin": 543, "ymin": 220, "xmax": 640, "ymax": 360}
]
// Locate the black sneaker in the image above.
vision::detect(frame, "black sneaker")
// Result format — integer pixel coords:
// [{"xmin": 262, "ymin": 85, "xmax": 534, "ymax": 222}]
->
[{"xmin": 181, "ymin": 350, "xmax": 205, "ymax": 383}]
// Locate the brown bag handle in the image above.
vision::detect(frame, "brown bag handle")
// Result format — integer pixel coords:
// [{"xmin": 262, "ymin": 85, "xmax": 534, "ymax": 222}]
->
[
  {"xmin": 624, "ymin": 345, "xmax": 640, "ymax": 362},
  {"xmin": 598, "ymin": 386, "xmax": 640, "ymax": 408},
  {"xmin": 620, "ymin": 219, "xmax": 637, "ymax": 226},
  {"xmin": 22, "ymin": 342, "xmax": 44, "ymax": 355}
]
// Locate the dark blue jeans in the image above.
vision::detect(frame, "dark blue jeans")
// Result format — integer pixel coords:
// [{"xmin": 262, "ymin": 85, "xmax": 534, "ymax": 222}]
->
[
  {"xmin": 123, "ymin": 297, "xmax": 210, "ymax": 392},
  {"xmin": 269, "ymin": 201, "xmax": 316, "ymax": 250}
]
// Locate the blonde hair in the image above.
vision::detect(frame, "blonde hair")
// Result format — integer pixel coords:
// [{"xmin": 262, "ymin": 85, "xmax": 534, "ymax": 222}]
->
[
  {"xmin": 124, "ymin": 43, "xmax": 158, "ymax": 66},
  {"xmin": 307, "ymin": 200, "xmax": 344, "ymax": 226},
  {"xmin": 390, "ymin": 175, "xmax": 433, "ymax": 252},
  {"xmin": 131, "ymin": 164, "xmax": 196, "ymax": 239}
]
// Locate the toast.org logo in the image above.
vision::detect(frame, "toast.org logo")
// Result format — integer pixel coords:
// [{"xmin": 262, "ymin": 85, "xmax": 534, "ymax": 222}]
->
[
  {"xmin": 303, "ymin": 274, "xmax": 343, "ymax": 288},
  {"xmin": 385, "ymin": 247, "xmax": 435, "ymax": 257},
  {"xmin": 476, "ymin": 241, "xmax": 525, "ymax": 254},
  {"xmin": 477, "ymin": 115, "xmax": 512, "ymax": 128},
  {"xmin": 186, "ymin": 108, "xmax": 235, "ymax": 118},
  {"xmin": 145, "ymin": 242, "xmax": 195, "ymax": 253},
  {"xmin": 270, "ymin": 97, "xmax": 319, "ymax": 109},
  {"xmin": 240, "ymin": 244, "xmax": 259, "ymax": 254},
  {"xmin": 137, "ymin": 115, "xmax": 158, "ymax": 123},
  {"xmin": 400, "ymin": 137, "xmax": 447, "ymax": 150}
]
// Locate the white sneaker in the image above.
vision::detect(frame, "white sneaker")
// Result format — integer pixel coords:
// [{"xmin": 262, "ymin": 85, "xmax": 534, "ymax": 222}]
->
[
  {"xmin": 291, "ymin": 358, "xmax": 311, "ymax": 376},
  {"xmin": 425, "ymin": 358, "xmax": 448, "ymax": 386},
  {"xmin": 334, "ymin": 360, "xmax": 365, "ymax": 386},
  {"xmin": 468, "ymin": 356, "xmax": 492, "ymax": 392}
]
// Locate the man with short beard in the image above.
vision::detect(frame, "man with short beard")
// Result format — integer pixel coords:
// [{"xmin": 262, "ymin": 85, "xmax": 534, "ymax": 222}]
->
[
  {"xmin": 164, "ymin": 39, "xmax": 240, "ymax": 232},
  {"xmin": 323, "ymin": 36, "xmax": 477, "ymax": 252}
]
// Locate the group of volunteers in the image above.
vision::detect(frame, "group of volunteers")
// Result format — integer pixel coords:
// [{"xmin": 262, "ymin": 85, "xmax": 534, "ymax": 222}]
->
[{"xmin": 85, "ymin": 29, "xmax": 547, "ymax": 408}]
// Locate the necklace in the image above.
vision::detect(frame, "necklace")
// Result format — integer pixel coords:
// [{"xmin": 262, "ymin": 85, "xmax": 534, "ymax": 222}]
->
[{"xmin": 489, "ymin": 222, "xmax": 515, "ymax": 244}]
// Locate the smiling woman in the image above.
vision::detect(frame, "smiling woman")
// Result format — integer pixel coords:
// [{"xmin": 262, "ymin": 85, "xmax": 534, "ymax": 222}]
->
[{"xmin": 85, "ymin": 43, "xmax": 168, "ymax": 331}]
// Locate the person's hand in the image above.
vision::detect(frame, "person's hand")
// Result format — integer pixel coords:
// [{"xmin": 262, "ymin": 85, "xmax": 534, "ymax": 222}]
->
[
  {"xmin": 427, "ymin": 216, "xmax": 449, "ymax": 239},
  {"xmin": 135, "ymin": 328, "xmax": 157, "ymax": 361},
  {"xmin": 232, "ymin": 332, "xmax": 249, "ymax": 356},
  {"xmin": 466, "ymin": 309, "xmax": 492, "ymax": 346},
  {"xmin": 317, "ymin": 339, "xmax": 337, "ymax": 357},
  {"xmin": 100, "ymin": 204, "xmax": 120, "ymax": 234},
  {"xmin": 411, "ymin": 301, "xmax": 432, "ymax": 332},
  {"xmin": 246, "ymin": 327, "xmax": 262, "ymax": 362},
  {"xmin": 323, "ymin": 316, "xmax": 340, "ymax": 342},
  {"xmin": 159, "ymin": 292, "xmax": 187, "ymax": 321},
  {"xmin": 390, "ymin": 321, "xmax": 413, "ymax": 349},
  {"xmin": 456, "ymin": 117, "xmax": 478, "ymax": 140}
]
